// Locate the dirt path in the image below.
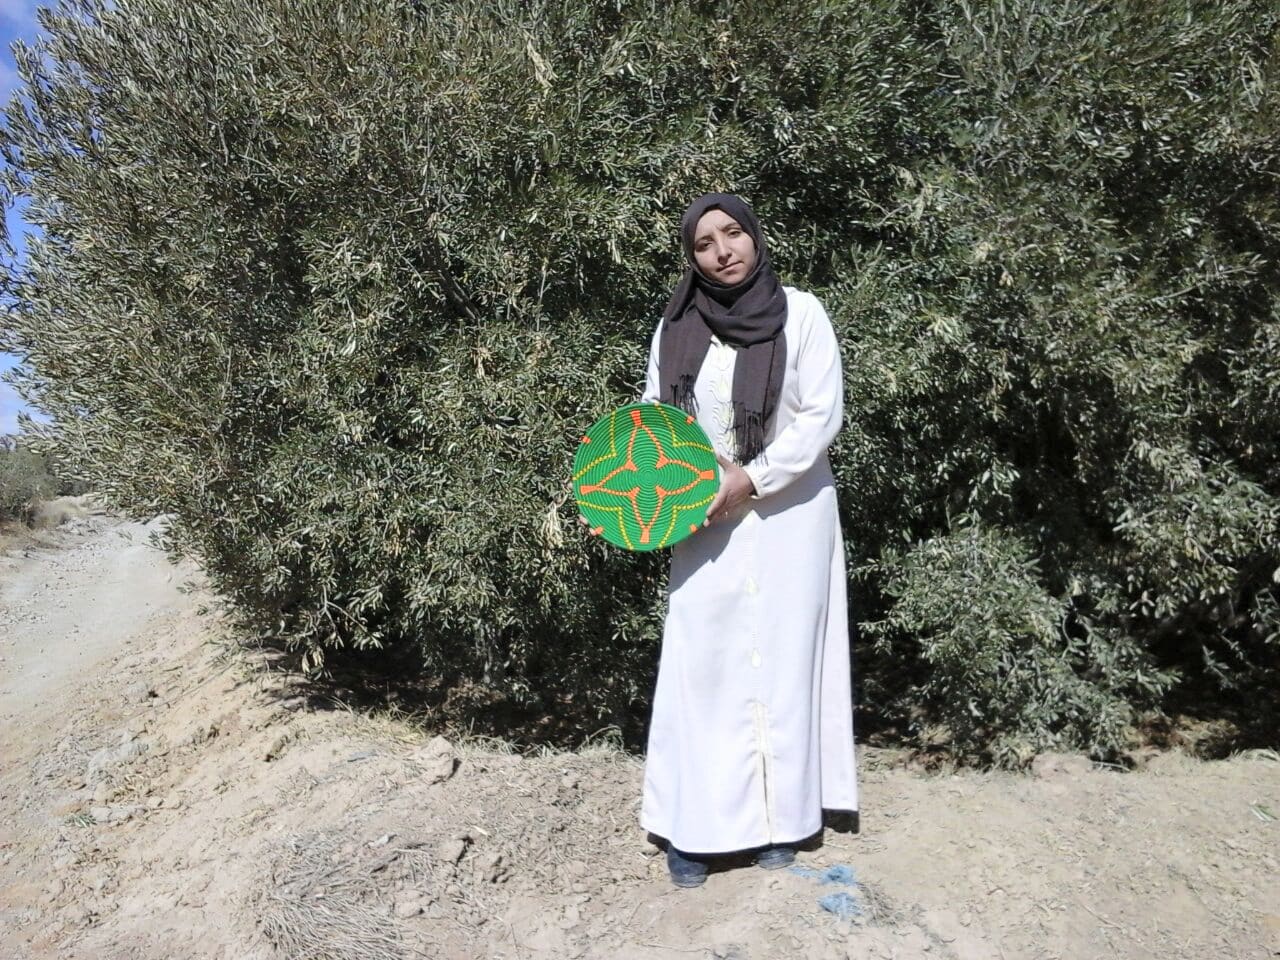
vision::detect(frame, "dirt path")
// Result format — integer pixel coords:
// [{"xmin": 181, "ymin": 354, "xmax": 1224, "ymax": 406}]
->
[
  {"xmin": 1, "ymin": 518, "xmax": 1278, "ymax": 959},
  {"xmin": 0, "ymin": 513, "xmax": 188, "ymax": 724}
]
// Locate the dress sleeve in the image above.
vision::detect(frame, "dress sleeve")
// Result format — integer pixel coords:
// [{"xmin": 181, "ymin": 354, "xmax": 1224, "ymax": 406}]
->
[
  {"xmin": 742, "ymin": 293, "xmax": 843, "ymax": 498},
  {"xmin": 640, "ymin": 320, "xmax": 663, "ymax": 403}
]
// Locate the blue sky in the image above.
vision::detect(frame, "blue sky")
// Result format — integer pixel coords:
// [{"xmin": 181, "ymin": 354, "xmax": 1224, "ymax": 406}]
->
[{"xmin": 0, "ymin": 0, "xmax": 44, "ymax": 434}]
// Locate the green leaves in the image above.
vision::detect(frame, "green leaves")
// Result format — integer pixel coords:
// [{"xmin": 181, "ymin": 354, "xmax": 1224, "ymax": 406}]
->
[
  {"xmin": 0, "ymin": 440, "xmax": 61, "ymax": 519},
  {"xmin": 2, "ymin": 0, "xmax": 1277, "ymax": 756}
]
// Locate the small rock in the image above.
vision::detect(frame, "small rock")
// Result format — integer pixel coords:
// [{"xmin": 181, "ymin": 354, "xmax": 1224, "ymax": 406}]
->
[
  {"xmin": 427, "ymin": 754, "xmax": 458, "ymax": 783},
  {"xmin": 264, "ymin": 733, "xmax": 291, "ymax": 762},
  {"xmin": 62, "ymin": 904, "xmax": 92, "ymax": 925},
  {"xmin": 185, "ymin": 724, "xmax": 218, "ymax": 747},
  {"xmin": 475, "ymin": 851, "xmax": 505, "ymax": 883},
  {"xmin": 1030, "ymin": 752, "xmax": 1093, "ymax": 779},
  {"xmin": 111, "ymin": 805, "xmax": 145, "ymax": 823},
  {"xmin": 86, "ymin": 732, "xmax": 148, "ymax": 780},
  {"xmin": 438, "ymin": 837, "xmax": 469, "ymax": 864},
  {"xmin": 413, "ymin": 736, "xmax": 458, "ymax": 785},
  {"xmin": 393, "ymin": 897, "xmax": 425, "ymax": 918},
  {"xmin": 422, "ymin": 734, "xmax": 454, "ymax": 756},
  {"xmin": 1121, "ymin": 746, "xmax": 1162, "ymax": 771}
]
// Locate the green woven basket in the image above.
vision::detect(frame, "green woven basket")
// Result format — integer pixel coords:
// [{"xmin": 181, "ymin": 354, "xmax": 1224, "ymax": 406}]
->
[{"xmin": 573, "ymin": 402, "xmax": 720, "ymax": 552}]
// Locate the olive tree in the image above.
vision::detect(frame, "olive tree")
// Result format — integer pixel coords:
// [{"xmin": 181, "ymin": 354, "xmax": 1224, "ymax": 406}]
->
[{"xmin": 4, "ymin": 0, "xmax": 1277, "ymax": 759}]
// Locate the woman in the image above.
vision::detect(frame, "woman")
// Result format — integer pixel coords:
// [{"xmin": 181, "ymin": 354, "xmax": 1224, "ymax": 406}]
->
[{"xmin": 639, "ymin": 193, "xmax": 857, "ymax": 888}]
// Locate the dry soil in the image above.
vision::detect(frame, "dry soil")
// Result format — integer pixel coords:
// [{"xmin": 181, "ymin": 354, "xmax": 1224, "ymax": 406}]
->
[{"xmin": 1, "ymin": 514, "xmax": 1278, "ymax": 960}]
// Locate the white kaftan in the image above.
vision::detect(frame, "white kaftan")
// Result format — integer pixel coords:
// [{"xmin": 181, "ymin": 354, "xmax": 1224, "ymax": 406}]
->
[{"xmin": 639, "ymin": 286, "xmax": 858, "ymax": 855}]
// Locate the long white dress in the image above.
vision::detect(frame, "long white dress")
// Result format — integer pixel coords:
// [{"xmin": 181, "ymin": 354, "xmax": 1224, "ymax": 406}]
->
[{"xmin": 639, "ymin": 286, "xmax": 858, "ymax": 854}]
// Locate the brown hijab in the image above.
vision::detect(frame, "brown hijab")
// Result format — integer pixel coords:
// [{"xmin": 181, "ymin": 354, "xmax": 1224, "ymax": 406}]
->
[{"xmin": 658, "ymin": 193, "xmax": 787, "ymax": 465}]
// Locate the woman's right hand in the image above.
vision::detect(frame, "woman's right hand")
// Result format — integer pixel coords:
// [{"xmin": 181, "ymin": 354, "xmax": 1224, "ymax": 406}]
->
[{"xmin": 704, "ymin": 454, "xmax": 756, "ymax": 526}]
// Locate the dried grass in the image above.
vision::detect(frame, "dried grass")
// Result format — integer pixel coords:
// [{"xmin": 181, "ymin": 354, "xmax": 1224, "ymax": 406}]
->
[
  {"xmin": 856, "ymin": 880, "xmax": 915, "ymax": 929},
  {"xmin": 256, "ymin": 833, "xmax": 430, "ymax": 960},
  {"xmin": 1233, "ymin": 747, "xmax": 1280, "ymax": 763},
  {"xmin": 0, "ymin": 519, "xmax": 35, "ymax": 555},
  {"xmin": 252, "ymin": 735, "xmax": 646, "ymax": 959}
]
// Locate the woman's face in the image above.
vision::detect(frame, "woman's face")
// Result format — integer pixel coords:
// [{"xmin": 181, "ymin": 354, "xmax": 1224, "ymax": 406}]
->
[{"xmin": 691, "ymin": 208, "xmax": 757, "ymax": 285}]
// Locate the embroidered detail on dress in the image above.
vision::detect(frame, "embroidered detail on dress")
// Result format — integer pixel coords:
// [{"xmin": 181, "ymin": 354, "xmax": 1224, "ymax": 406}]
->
[{"xmin": 708, "ymin": 338, "xmax": 738, "ymax": 461}]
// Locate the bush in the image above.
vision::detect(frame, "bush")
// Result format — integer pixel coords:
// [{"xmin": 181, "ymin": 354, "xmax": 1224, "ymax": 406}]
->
[
  {"xmin": 0, "ymin": 438, "xmax": 59, "ymax": 520},
  {"xmin": 3, "ymin": 0, "xmax": 1277, "ymax": 758},
  {"xmin": 836, "ymin": 2, "xmax": 1280, "ymax": 757},
  {"xmin": 863, "ymin": 522, "xmax": 1166, "ymax": 766}
]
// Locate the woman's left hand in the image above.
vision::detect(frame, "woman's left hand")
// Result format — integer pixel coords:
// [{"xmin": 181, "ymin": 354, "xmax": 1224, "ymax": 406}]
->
[{"xmin": 705, "ymin": 453, "xmax": 756, "ymax": 525}]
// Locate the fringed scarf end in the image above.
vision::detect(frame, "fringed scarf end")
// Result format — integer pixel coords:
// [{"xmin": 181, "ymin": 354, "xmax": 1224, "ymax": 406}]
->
[
  {"xmin": 671, "ymin": 374, "xmax": 700, "ymax": 417},
  {"xmin": 734, "ymin": 407, "xmax": 768, "ymax": 466}
]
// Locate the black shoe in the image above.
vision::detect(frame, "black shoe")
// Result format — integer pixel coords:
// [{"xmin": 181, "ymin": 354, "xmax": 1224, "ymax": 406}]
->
[
  {"xmin": 666, "ymin": 846, "xmax": 708, "ymax": 888},
  {"xmin": 756, "ymin": 844, "xmax": 796, "ymax": 870}
]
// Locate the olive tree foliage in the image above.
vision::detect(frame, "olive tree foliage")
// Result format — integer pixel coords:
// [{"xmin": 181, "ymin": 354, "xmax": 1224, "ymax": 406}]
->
[
  {"xmin": 2, "ymin": 0, "xmax": 1277, "ymax": 759},
  {"xmin": 843, "ymin": 2, "xmax": 1280, "ymax": 761},
  {"xmin": 0, "ymin": 437, "xmax": 60, "ymax": 519}
]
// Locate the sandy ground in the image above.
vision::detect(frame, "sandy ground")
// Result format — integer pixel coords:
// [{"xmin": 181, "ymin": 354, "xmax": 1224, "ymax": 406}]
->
[{"xmin": 1, "ymin": 513, "xmax": 1278, "ymax": 960}]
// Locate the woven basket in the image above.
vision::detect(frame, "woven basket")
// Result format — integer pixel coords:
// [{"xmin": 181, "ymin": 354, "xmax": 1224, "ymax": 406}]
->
[{"xmin": 573, "ymin": 402, "xmax": 720, "ymax": 552}]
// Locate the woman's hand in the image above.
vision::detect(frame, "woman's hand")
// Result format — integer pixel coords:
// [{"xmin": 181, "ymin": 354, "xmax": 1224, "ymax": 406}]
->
[{"xmin": 705, "ymin": 453, "xmax": 756, "ymax": 525}]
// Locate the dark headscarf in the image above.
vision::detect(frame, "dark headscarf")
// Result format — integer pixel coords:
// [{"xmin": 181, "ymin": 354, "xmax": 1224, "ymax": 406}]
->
[{"xmin": 658, "ymin": 193, "xmax": 787, "ymax": 465}]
